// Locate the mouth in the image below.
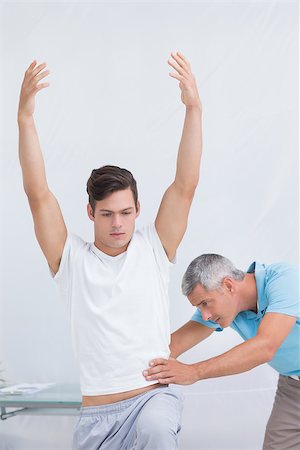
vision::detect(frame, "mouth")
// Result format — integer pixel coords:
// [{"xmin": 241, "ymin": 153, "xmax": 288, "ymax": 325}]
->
[{"xmin": 110, "ymin": 233, "xmax": 125, "ymax": 237}]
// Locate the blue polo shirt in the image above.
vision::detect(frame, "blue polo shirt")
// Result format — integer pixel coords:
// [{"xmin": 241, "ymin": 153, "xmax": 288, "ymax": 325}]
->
[{"xmin": 191, "ymin": 262, "xmax": 300, "ymax": 376}]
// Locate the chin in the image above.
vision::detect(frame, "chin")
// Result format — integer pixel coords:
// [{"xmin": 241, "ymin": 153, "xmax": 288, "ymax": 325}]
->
[
  {"xmin": 221, "ymin": 319, "xmax": 233, "ymax": 328},
  {"xmin": 108, "ymin": 237, "xmax": 131, "ymax": 249}
]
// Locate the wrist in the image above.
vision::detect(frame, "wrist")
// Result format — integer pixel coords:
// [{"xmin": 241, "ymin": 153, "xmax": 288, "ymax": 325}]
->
[
  {"xmin": 18, "ymin": 112, "xmax": 34, "ymax": 126},
  {"xmin": 185, "ymin": 104, "xmax": 202, "ymax": 114},
  {"xmin": 191, "ymin": 362, "xmax": 204, "ymax": 381}
]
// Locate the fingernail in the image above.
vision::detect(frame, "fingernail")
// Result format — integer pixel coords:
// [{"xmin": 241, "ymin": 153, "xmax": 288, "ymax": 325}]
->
[
  {"xmin": 150, "ymin": 362, "xmax": 154, "ymax": 366},
  {"xmin": 143, "ymin": 371, "xmax": 148, "ymax": 376}
]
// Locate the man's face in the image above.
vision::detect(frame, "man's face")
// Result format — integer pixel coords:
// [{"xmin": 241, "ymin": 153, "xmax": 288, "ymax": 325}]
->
[
  {"xmin": 188, "ymin": 282, "xmax": 238, "ymax": 328},
  {"xmin": 87, "ymin": 188, "xmax": 140, "ymax": 256}
]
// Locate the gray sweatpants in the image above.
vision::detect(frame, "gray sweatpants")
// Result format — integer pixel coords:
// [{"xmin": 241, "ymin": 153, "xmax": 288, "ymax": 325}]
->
[
  {"xmin": 263, "ymin": 375, "xmax": 300, "ymax": 450},
  {"xmin": 72, "ymin": 386, "xmax": 183, "ymax": 450}
]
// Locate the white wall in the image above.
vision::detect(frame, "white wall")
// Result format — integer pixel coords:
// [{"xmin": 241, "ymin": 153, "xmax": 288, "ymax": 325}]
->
[{"xmin": 0, "ymin": 2, "xmax": 298, "ymax": 449}]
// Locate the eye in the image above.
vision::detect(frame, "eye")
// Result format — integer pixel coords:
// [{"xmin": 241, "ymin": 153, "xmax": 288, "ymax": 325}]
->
[
  {"xmin": 101, "ymin": 213, "xmax": 112, "ymax": 217},
  {"xmin": 122, "ymin": 211, "xmax": 132, "ymax": 215}
]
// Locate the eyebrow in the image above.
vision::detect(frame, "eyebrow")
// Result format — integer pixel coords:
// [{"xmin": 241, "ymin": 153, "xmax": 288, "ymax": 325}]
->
[
  {"xmin": 98, "ymin": 207, "xmax": 134, "ymax": 213},
  {"xmin": 196, "ymin": 299, "xmax": 209, "ymax": 306}
]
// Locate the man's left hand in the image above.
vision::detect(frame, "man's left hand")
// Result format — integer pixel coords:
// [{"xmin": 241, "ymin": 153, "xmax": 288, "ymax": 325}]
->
[{"xmin": 143, "ymin": 357, "xmax": 198, "ymax": 385}]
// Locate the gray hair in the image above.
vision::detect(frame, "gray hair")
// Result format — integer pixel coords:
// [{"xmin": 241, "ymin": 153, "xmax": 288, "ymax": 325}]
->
[{"xmin": 182, "ymin": 254, "xmax": 245, "ymax": 296}]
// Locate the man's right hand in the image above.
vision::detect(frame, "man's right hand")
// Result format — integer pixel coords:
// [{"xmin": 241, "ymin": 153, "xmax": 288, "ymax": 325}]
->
[{"xmin": 18, "ymin": 61, "xmax": 50, "ymax": 119}]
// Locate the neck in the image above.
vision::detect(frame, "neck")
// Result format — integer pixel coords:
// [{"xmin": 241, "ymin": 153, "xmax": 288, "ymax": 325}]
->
[
  {"xmin": 239, "ymin": 273, "xmax": 258, "ymax": 313},
  {"xmin": 93, "ymin": 240, "xmax": 129, "ymax": 257}
]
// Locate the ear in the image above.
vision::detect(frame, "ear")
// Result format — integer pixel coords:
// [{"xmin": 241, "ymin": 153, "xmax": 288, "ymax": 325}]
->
[
  {"xmin": 87, "ymin": 203, "xmax": 95, "ymax": 222},
  {"xmin": 223, "ymin": 278, "xmax": 235, "ymax": 294},
  {"xmin": 135, "ymin": 200, "xmax": 141, "ymax": 218}
]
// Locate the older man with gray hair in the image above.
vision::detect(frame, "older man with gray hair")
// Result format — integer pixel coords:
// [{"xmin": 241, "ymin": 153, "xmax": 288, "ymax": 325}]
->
[{"xmin": 144, "ymin": 255, "xmax": 300, "ymax": 449}]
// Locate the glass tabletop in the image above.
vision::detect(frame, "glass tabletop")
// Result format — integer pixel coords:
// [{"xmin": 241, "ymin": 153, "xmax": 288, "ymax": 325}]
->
[{"xmin": 0, "ymin": 383, "xmax": 82, "ymax": 406}]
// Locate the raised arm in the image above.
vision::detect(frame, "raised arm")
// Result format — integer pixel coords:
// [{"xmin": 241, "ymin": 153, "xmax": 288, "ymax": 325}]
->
[
  {"xmin": 18, "ymin": 61, "xmax": 67, "ymax": 274},
  {"xmin": 155, "ymin": 52, "xmax": 202, "ymax": 261}
]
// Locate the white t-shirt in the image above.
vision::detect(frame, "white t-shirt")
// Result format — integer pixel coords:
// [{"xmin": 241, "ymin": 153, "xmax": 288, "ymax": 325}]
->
[{"xmin": 52, "ymin": 223, "xmax": 173, "ymax": 395}]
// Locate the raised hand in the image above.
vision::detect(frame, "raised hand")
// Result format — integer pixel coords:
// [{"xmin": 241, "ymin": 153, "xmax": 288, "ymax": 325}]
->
[
  {"xmin": 18, "ymin": 61, "xmax": 50, "ymax": 119},
  {"xmin": 168, "ymin": 52, "xmax": 201, "ymax": 109}
]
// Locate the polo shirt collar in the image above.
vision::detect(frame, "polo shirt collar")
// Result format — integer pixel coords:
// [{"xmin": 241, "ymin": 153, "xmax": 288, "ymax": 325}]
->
[{"xmin": 246, "ymin": 261, "xmax": 268, "ymax": 318}]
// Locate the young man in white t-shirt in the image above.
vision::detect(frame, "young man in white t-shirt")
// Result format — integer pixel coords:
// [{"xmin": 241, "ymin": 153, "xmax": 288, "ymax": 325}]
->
[{"xmin": 18, "ymin": 52, "xmax": 202, "ymax": 450}]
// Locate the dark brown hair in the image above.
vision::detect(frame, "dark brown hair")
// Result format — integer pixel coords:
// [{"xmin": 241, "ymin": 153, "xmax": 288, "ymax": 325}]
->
[{"xmin": 86, "ymin": 165, "xmax": 138, "ymax": 213}]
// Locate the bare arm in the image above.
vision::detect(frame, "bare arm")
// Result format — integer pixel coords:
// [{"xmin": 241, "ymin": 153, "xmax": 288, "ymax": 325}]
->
[
  {"xmin": 155, "ymin": 52, "xmax": 202, "ymax": 261},
  {"xmin": 170, "ymin": 320, "xmax": 214, "ymax": 358},
  {"xmin": 144, "ymin": 313, "xmax": 296, "ymax": 384},
  {"xmin": 18, "ymin": 61, "xmax": 67, "ymax": 274},
  {"xmin": 191, "ymin": 313, "xmax": 296, "ymax": 380}
]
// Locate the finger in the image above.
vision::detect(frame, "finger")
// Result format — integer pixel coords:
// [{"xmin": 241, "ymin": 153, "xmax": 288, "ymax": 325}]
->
[
  {"xmin": 34, "ymin": 82, "xmax": 50, "ymax": 93},
  {"xmin": 169, "ymin": 72, "xmax": 185, "ymax": 82},
  {"xmin": 171, "ymin": 52, "xmax": 190, "ymax": 72},
  {"xmin": 25, "ymin": 61, "xmax": 37, "ymax": 77},
  {"xmin": 144, "ymin": 365, "xmax": 167, "ymax": 376},
  {"xmin": 32, "ymin": 62, "xmax": 47, "ymax": 77},
  {"xmin": 169, "ymin": 52, "xmax": 190, "ymax": 75},
  {"xmin": 175, "ymin": 52, "xmax": 193, "ymax": 78},
  {"xmin": 145, "ymin": 371, "xmax": 168, "ymax": 381},
  {"xmin": 168, "ymin": 59, "xmax": 187, "ymax": 78},
  {"xmin": 27, "ymin": 60, "xmax": 37, "ymax": 71},
  {"xmin": 176, "ymin": 52, "xmax": 190, "ymax": 65},
  {"xmin": 28, "ymin": 71, "xmax": 49, "ymax": 91},
  {"xmin": 158, "ymin": 377, "xmax": 174, "ymax": 384},
  {"xmin": 34, "ymin": 70, "xmax": 50, "ymax": 83},
  {"xmin": 25, "ymin": 63, "xmax": 47, "ymax": 83},
  {"xmin": 149, "ymin": 358, "xmax": 168, "ymax": 367},
  {"xmin": 171, "ymin": 51, "xmax": 186, "ymax": 66}
]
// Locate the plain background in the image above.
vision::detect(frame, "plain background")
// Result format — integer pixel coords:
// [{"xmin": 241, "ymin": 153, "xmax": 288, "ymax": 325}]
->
[{"xmin": 0, "ymin": 1, "xmax": 299, "ymax": 449}]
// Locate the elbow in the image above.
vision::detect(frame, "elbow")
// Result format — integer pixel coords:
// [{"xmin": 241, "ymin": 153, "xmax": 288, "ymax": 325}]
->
[
  {"xmin": 186, "ymin": 179, "xmax": 199, "ymax": 196},
  {"xmin": 184, "ymin": 184, "xmax": 198, "ymax": 201},
  {"xmin": 26, "ymin": 187, "xmax": 50, "ymax": 203},
  {"xmin": 265, "ymin": 348, "xmax": 276, "ymax": 363},
  {"xmin": 261, "ymin": 342, "xmax": 277, "ymax": 364},
  {"xmin": 174, "ymin": 180, "xmax": 199, "ymax": 200}
]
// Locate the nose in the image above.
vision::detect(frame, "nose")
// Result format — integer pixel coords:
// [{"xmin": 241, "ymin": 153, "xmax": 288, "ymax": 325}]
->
[
  {"xmin": 112, "ymin": 214, "xmax": 122, "ymax": 229},
  {"xmin": 202, "ymin": 310, "xmax": 212, "ymax": 321}
]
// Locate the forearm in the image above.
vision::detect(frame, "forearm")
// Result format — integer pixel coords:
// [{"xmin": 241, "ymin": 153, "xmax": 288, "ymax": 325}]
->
[
  {"xmin": 192, "ymin": 336, "xmax": 274, "ymax": 380},
  {"xmin": 169, "ymin": 345, "xmax": 179, "ymax": 359},
  {"xmin": 175, "ymin": 106, "xmax": 202, "ymax": 193},
  {"xmin": 169, "ymin": 321, "xmax": 214, "ymax": 359},
  {"xmin": 18, "ymin": 115, "xmax": 49, "ymax": 199},
  {"xmin": 169, "ymin": 332, "xmax": 183, "ymax": 358}
]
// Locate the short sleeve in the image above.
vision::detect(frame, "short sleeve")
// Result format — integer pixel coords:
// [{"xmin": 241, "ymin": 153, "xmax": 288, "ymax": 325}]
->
[
  {"xmin": 141, "ymin": 223, "xmax": 174, "ymax": 279},
  {"xmin": 265, "ymin": 264, "xmax": 299, "ymax": 317},
  {"xmin": 50, "ymin": 232, "xmax": 86, "ymax": 307},
  {"xmin": 191, "ymin": 308, "xmax": 223, "ymax": 332}
]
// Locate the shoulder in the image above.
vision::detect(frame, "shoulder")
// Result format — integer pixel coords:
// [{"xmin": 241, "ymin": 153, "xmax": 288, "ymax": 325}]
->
[
  {"xmin": 134, "ymin": 223, "xmax": 160, "ymax": 247},
  {"xmin": 52, "ymin": 232, "xmax": 90, "ymax": 280},
  {"xmin": 262, "ymin": 262, "xmax": 299, "ymax": 314},
  {"xmin": 66, "ymin": 231, "xmax": 89, "ymax": 252},
  {"xmin": 264, "ymin": 262, "xmax": 298, "ymax": 283},
  {"xmin": 59, "ymin": 231, "xmax": 90, "ymax": 266},
  {"xmin": 134, "ymin": 223, "xmax": 173, "ymax": 269}
]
